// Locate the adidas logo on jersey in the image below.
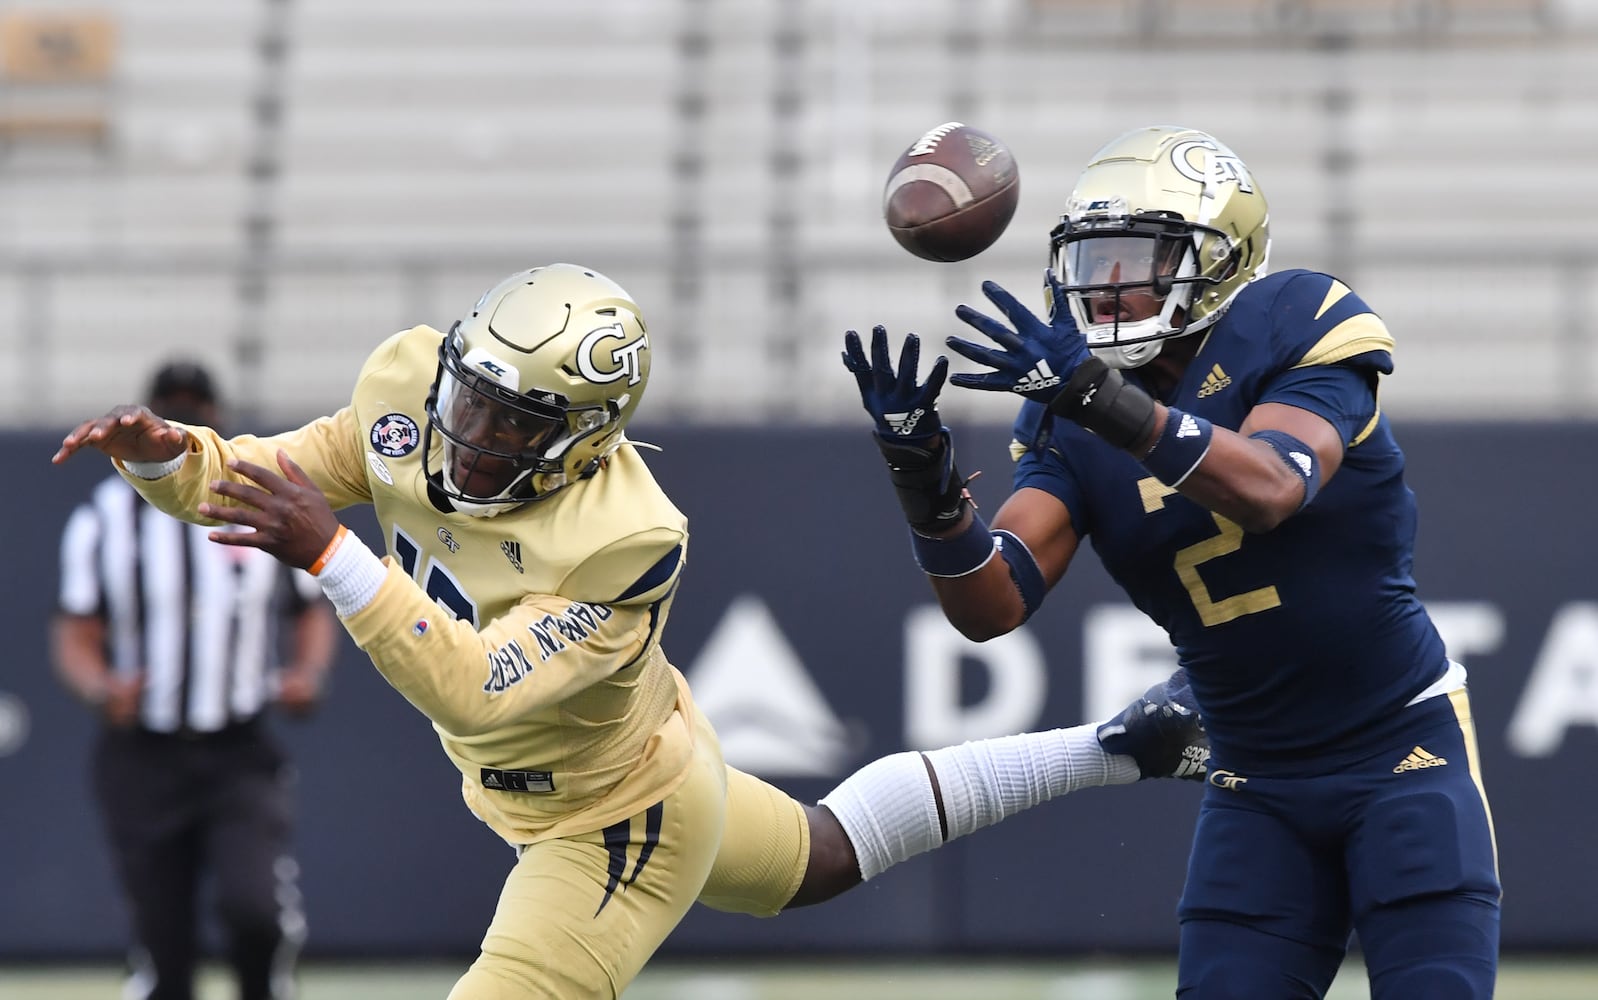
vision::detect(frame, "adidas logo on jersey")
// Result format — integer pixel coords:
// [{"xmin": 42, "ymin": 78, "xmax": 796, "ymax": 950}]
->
[
  {"xmin": 1393, "ymin": 746, "xmax": 1449, "ymax": 773},
  {"xmin": 1013, "ymin": 360, "xmax": 1061, "ymax": 395},
  {"xmin": 1196, "ymin": 363, "xmax": 1232, "ymax": 398},
  {"xmin": 500, "ymin": 540, "xmax": 524, "ymax": 573}
]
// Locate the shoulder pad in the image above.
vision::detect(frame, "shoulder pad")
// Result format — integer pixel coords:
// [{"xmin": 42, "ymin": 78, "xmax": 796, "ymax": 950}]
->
[{"xmin": 1222, "ymin": 271, "xmax": 1393, "ymax": 379}]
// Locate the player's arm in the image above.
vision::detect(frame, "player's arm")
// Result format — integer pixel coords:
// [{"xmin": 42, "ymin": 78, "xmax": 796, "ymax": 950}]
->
[
  {"xmin": 51, "ymin": 329, "xmax": 422, "ymax": 512},
  {"xmin": 340, "ymin": 568, "xmax": 666, "ymax": 735},
  {"xmin": 1124, "ymin": 400, "xmax": 1344, "ymax": 534},
  {"xmin": 189, "ymin": 448, "xmax": 685, "ymax": 733},
  {"xmin": 843, "ymin": 326, "xmax": 1079, "ymax": 642},
  {"xmin": 53, "ymin": 405, "xmax": 370, "ymax": 521},
  {"xmin": 1162, "ymin": 278, "xmax": 1391, "ymax": 530},
  {"xmin": 119, "ymin": 410, "xmax": 370, "ymax": 521},
  {"xmin": 322, "ymin": 529, "xmax": 679, "ymax": 735},
  {"xmin": 946, "ymin": 273, "xmax": 1376, "ymax": 535},
  {"xmin": 927, "ymin": 487, "xmax": 1078, "ymax": 641}
]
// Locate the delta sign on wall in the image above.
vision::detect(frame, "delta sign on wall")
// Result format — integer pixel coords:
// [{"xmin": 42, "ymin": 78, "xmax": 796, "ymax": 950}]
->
[{"xmin": 2, "ymin": 424, "xmax": 1595, "ymax": 957}]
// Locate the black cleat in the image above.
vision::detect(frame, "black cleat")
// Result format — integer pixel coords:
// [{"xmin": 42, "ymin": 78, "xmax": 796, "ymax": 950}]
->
[{"xmin": 1096, "ymin": 668, "xmax": 1210, "ymax": 780}]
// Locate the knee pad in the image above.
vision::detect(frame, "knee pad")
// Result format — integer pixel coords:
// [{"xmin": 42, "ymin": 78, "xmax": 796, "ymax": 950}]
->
[
  {"xmin": 1180, "ymin": 958, "xmax": 1330, "ymax": 1000},
  {"xmin": 1180, "ymin": 918, "xmax": 1343, "ymax": 1000},
  {"xmin": 1373, "ymin": 960, "xmax": 1495, "ymax": 1000}
]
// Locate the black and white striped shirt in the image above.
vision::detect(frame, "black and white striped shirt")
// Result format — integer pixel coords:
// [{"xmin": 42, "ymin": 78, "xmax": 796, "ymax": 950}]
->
[{"xmin": 57, "ymin": 475, "xmax": 320, "ymax": 734}]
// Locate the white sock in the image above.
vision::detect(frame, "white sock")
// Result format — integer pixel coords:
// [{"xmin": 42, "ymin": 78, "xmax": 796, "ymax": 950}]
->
[
  {"xmin": 924, "ymin": 724, "xmax": 1139, "ymax": 842},
  {"xmin": 819, "ymin": 725, "xmax": 1139, "ymax": 881},
  {"xmin": 818, "ymin": 752, "xmax": 942, "ymax": 881}
]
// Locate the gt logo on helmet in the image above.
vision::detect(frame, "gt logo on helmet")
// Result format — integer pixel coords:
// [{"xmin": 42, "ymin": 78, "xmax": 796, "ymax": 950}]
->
[
  {"xmin": 1169, "ymin": 137, "xmax": 1255, "ymax": 194},
  {"xmin": 576, "ymin": 323, "xmax": 647, "ymax": 387}
]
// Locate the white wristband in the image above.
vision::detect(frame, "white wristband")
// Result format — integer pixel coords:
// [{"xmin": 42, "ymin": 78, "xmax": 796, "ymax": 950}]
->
[
  {"xmin": 316, "ymin": 532, "xmax": 388, "ymax": 617},
  {"xmin": 123, "ymin": 452, "xmax": 188, "ymax": 480}
]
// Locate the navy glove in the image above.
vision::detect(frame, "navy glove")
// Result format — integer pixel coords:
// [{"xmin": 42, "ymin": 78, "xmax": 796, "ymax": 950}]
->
[
  {"xmin": 842, "ymin": 326, "xmax": 949, "ymax": 443},
  {"xmin": 1096, "ymin": 667, "xmax": 1210, "ymax": 781},
  {"xmin": 946, "ymin": 270, "xmax": 1091, "ymax": 406},
  {"xmin": 842, "ymin": 326, "xmax": 968, "ymax": 533}
]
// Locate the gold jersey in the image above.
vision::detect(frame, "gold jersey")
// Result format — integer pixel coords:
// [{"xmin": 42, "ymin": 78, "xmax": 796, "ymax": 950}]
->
[{"xmin": 119, "ymin": 325, "xmax": 701, "ymax": 846}]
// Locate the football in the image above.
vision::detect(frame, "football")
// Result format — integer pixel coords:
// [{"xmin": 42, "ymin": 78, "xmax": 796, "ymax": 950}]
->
[{"xmin": 882, "ymin": 122, "xmax": 1020, "ymax": 262}]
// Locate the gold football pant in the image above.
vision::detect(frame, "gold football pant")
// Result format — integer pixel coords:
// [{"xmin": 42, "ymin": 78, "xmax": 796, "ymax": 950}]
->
[
  {"xmin": 446, "ymin": 723, "xmax": 727, "ymax": 1000},
  {"xmin": 698, "ymin": 764, "xmax": 812, "ymax": 917}
]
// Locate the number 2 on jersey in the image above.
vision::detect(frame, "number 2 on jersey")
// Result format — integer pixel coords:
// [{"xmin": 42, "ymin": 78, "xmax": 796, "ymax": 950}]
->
[{"xmin": 1139, "ymin": 477, "xmax": 1281, "ymax": 627}]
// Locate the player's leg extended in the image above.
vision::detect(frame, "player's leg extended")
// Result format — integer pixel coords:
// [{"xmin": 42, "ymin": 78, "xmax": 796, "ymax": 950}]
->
[
  {"xmin": 697, "ymin": 672, "xmax": 1208, "ymax": 915},
  {"xmin": 1177, "ymin": 785, "xmax": 1349, "ymax": 999},
  {"xmin": 448, "ymin": 736, "xmax": 727, "ymax": 999},
  {"xmin": 696, "ymin": 765, "xmax": 814, "ymax": 914},
  {"xmin": 697, "ymin": 726, "xmax": 1138, "ymax": 916},
  {"xmin": 804, "ymin": 671, "xmax": 1202, "ymax": 896},
  {"xmin": 1348, "ymin": 691, "xmax": 1500, "ymax": 1000}
]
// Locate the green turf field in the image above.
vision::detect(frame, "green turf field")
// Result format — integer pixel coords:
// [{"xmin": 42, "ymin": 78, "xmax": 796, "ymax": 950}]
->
[{"xmin": 3, "ymin": 958, "xmax": 1595, "ymax": 999}]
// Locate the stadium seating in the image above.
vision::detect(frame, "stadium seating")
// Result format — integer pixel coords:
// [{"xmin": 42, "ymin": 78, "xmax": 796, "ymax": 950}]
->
[{"xmin": 0, "ymin": 0, "xmax": 1590, "ymax": 426}]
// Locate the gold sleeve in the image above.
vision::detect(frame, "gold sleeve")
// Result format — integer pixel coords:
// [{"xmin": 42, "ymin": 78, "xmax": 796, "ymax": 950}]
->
[
  {"xmin": 561, "ymin": 527, "xmax": 685, "ymax": 604},
  {"xmin": 342, "ymin": 560, "xmax": 661, "ymax": 736},
  {"xmin": 114, "ymin": 407, "xmax": 371, "ymax": 522}
]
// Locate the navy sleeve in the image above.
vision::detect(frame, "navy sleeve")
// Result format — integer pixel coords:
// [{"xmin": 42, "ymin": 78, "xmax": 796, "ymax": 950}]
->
[
  {"xmin": 1259, "ymin": 363, "xmax": 1378, "ymax": 447},
  {"xmin": 1010, "ymin": 401, "xmax": 1091, "ymax": 537}
]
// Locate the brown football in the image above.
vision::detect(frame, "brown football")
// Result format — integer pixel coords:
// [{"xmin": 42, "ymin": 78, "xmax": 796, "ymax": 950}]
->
[{"xmin": 882, "ymin": 122, "xmax": 1020, "ymax": 262}]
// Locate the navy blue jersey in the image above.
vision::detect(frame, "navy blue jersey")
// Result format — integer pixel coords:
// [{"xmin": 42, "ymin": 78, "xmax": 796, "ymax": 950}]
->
[{"xmin": 1013, "ymin": 269, "xmax": 1448, "ymax": 774}]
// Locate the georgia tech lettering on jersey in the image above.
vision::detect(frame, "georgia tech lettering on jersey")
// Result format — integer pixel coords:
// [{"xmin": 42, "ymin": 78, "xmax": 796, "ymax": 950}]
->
[
  {"xmin": 577, "ymin": 323, "xmax": 648, "ymax": 386},
  {"xmin": 1169, "ymin": 136, "xmax": 1255, "ymax": 193}
]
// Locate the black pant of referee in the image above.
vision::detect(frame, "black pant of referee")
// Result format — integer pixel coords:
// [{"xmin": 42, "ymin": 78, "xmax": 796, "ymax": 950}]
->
[{"xmin": 93, "ymin": 718, "xmax": 302, "ymax": 1000}]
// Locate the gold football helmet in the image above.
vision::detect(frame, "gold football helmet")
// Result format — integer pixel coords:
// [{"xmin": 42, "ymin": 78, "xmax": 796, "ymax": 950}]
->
[
  {"xmin": 1050, "ymin": 126, "xmax": 1271, "ymax": 368},
  {"xmin": 423, "ymin": 263, "xmax": 650, "ymax": 515}
]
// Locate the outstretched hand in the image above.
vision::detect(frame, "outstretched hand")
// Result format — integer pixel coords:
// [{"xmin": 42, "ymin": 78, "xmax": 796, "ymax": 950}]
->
[
  {"xmin": 198, "ymin": 450, "xmax": 343, "ymax": 572},
  {"xmin": 52, "ymin": 405, "xmax": 188, "ymax": 466},
  {"xmin": 841, "ymin": 325, "xmax": 948, "ymax": 442},
  {"xmin": 946, "ymin": 270, "xmax": 1091, "ymax": 406}
]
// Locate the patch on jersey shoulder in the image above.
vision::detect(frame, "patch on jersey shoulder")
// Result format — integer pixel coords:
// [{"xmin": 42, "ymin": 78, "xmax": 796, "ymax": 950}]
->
[{"xmin": 370, "ymin": 413, "xmax": 421, "ymax": 458}]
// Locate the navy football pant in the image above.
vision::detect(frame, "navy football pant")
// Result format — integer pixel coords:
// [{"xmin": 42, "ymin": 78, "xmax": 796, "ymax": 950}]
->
[{"xmin": 1176, "ymin": 691, "xmax": 1499, "ymax": 999}]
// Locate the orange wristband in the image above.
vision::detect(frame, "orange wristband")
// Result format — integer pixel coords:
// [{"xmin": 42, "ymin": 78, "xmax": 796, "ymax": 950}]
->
[{"xmin": 308, "ymin": 525, "xmax": 349, "ymax": 576}]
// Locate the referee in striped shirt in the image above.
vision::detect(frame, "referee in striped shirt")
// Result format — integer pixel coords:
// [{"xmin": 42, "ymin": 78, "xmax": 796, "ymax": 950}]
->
[{"xmin": 51, "ymin": 361, "xmax": 337, "ymax": 1000}]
